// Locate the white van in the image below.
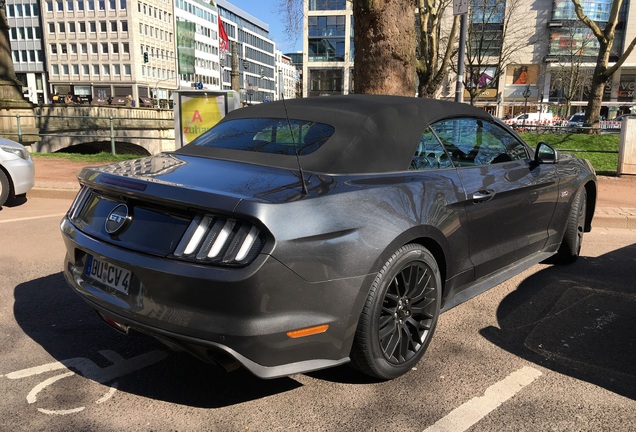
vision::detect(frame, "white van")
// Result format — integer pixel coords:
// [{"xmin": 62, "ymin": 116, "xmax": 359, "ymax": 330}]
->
[{"xmin": 507, "ymin": 112, "xmax": 553, "ymax": 125}]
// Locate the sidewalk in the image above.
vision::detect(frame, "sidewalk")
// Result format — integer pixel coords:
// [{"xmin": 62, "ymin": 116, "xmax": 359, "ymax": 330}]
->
[{"xmin": 28, "ymin": 158, "xmax": 636, "ymax": 229}]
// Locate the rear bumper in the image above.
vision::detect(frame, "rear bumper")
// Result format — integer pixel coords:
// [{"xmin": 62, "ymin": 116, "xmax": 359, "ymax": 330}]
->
[{"xmin": 61, "ymin": 217, "xmax": 372, "ymax": 379}]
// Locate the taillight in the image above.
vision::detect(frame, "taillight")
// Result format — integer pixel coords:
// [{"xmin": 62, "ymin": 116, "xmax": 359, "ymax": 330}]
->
[{"xmin": 173, "ymin": 214, "xmax": 264, "ymax": 266}]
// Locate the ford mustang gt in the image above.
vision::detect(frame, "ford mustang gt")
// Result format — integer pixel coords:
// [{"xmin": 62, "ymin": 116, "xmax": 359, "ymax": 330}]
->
[{"xmin": 61, "ymin": 95, "xmax": 596, "ymax": 380}]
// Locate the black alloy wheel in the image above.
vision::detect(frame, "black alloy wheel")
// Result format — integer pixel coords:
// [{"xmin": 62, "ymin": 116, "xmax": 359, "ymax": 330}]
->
[{"xmin": 350, "ymin": 244, "xmax": 441, "ymax": 380}]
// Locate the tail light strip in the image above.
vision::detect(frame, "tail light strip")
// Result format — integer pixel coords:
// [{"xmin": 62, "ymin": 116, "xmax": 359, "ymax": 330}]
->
[{"xmin": 174, "ymin": 214, "xmax": 263, "ymax": 266}]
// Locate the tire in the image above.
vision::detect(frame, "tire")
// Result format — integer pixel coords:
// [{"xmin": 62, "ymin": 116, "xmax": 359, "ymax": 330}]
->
[
  {"xmin": 350, "ymin": 244, "xmax": 442, "ymax": 380},
  {"xmin": 0, "ymin": 170, "xmax": 10, "ymax": 207},
  {"xmin": 555, "ymin": 188, "xmax": 587, "ymax": 264}
]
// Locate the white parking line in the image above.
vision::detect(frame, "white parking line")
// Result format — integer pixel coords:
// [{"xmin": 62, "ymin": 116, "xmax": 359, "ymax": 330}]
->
[
  {"xmin": 423, "ymin": 366, "xmax": 542, "ymax": 432},
  {"xmin": 0, "ymin": 213, "xmax": 67, "ymax": 224}
]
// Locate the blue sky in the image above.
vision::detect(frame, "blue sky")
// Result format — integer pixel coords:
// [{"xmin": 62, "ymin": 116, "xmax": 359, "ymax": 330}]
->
[{"xmin": 227, "ymin": 0, "xmax": 302, "ymax": 53}]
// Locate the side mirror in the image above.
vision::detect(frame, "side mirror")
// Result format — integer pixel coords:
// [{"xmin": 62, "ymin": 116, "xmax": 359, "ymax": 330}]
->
[{"xmin": 534, "ymin": 142, "xmax": 558, "ymax": 165}]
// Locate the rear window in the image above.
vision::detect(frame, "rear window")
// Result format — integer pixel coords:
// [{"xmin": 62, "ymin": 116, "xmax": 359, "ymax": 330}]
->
[{"xmin": 188, "ymin": 118, "xmax": 335, "ymax": 156}]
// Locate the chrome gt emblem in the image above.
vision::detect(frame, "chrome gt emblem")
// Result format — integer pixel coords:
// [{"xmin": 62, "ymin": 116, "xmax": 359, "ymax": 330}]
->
[{"xmin": 105, "ymin": 204, "xmax": 130, "ymax": 234}]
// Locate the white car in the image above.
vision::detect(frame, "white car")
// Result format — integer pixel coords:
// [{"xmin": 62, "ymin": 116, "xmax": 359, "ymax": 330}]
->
[{"xmin": 0, "ymin": 138, "xmax": 35, "ymax": 207}]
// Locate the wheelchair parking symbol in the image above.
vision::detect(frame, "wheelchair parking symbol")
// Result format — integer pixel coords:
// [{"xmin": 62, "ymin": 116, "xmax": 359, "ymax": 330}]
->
[{"xmin": 2, "ymin": 350, "xmax": 168, "ymax": 415}]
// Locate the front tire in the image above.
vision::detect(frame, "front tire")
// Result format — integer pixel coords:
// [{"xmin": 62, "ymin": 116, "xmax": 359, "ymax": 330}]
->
[
  {"xmin": 555, "ymin": 188, "xmax": 587, "ymax": 264},
  {"xmin": 350, "ymin": 244, "xmax": 441, "ymax": 380},
  {"xmin": 0, "ymin": 170, "xmax": 10, "ymax": 207}
]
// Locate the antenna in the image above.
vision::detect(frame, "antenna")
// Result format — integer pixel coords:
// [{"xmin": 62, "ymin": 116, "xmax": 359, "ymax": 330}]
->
[
  {"xmin": 260, "ymin": 70, "xmax": 308, "ymax": 195},
  {"xmin": 281, "ymin": 97, "xmax": 309, "ymax": 195}
]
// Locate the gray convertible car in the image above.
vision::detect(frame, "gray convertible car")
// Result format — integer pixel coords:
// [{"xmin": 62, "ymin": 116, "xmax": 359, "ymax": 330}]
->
[{"xmin": 61, "ymin": 95, "xmax": 596, "ymax": 380}]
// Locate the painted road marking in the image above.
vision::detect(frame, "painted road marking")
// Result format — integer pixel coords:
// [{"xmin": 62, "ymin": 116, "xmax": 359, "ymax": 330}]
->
[
  {"xmin": 5, "ymin": 350, "xmax": 168, "ymax": 415},
  {"xmin": 423, "ymin": 366, "xmax": 543, "ymax": 432},
  {"xmin": 0, "ymin": 213, "xmax": 67, "ymax": 224}
]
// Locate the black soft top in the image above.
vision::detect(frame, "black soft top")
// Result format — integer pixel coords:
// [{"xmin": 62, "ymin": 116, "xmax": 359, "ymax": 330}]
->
[{"xmin": 177, "ymin": 94, "xmax": 493, "ymax": 174}]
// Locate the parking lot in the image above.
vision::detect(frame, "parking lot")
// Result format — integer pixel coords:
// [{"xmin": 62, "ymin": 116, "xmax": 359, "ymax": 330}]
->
[{"xmin": 1, "ymin": 196, "xmax": 635, "ymax": 431}]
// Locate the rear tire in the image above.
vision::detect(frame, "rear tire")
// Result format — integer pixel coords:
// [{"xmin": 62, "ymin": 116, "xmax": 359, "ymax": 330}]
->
[
  {"xmin": 555, "ymin": 188, "xmax": 587, "ymax": 264},
  {"xmin": 0, "ymin": 170, "xmax": 10, "ymax": 207},
  {"xmin": 350, "ymin": 244, "xmax": 441, "ymax": 380}
]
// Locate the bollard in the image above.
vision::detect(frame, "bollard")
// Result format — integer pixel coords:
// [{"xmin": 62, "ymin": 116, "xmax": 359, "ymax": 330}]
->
[
  {"xmin": 618, "ymin": 117, "xmax": 636, "ymax": 175},
  {"xmin": 109, "ymin": 116, "xmax": 116, "ymax": 155}
]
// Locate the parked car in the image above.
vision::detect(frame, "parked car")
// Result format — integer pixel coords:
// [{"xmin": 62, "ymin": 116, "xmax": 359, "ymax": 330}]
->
[
  {"xmin": 506, "ymin": 112, "xmax": 553, "ymax": 126},
  {"xmin": 61, "ymin": 95, "xmax": 597, "ymax": 380},
  {"xmin": 613, "ymin": 114, "xmax": 636, "ymax": 123},
  {"xmin": 0, "ymin": 138, "xmax": 35, "ymax": 207},
  {"xmin": 567, "ymin": 113, "xmax": 586, "ymax": 129}
]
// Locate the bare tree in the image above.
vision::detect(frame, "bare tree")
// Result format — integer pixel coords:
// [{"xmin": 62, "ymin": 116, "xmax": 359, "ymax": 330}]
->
[
  {"xmin": 462, "ymin": 0, "xmax": 535, "ymax": 105},
  {"xmin": 571, "ymin": 0, "xmax": 636, "ymax": 129},
  {"xmin": 415, "ymin": 0, "xmax": 459, "ymax": 97},
  {"xmin": 548, "ymin": 21, "xmax": 596, "ymax": 117}
]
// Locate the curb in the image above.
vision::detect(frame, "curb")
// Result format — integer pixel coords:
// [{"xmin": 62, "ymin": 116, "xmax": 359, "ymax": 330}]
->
[{"xmin": 29, "ymin": 186, "xmax": 636, "ymax": 230}]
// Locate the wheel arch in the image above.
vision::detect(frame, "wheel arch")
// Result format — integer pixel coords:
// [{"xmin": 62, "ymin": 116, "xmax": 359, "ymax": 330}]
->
[
  {"xmin": 369, "ymin": 225, "xmax": 451, "ymax": 296},
  {"xmin": 0, "ymin": 164, "xmax": 16, "ymax": 198},
  {"xmin": 583, "ymin": 179, "xmax": 596, "ymax": 232}
]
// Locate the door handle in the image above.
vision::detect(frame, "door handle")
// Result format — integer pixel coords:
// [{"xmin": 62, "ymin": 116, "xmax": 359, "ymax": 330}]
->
[{"xmin": 472, "ymin": 189, "xmax": 495, "ymax": 203}]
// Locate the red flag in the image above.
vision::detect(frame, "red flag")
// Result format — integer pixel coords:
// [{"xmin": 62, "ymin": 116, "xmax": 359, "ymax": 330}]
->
[{"xmin": 218, "ymin": 15, "xmax": 229, "ymax": 54}]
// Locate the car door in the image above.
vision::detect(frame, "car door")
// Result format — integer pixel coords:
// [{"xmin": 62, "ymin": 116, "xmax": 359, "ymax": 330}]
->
[{"xmin": 430, "ymin": 117, "xmax": 560, "ymax": 280}]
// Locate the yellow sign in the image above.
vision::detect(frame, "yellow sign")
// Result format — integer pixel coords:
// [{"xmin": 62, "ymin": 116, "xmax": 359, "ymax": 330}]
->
[{"xmin": 180, "ymin": 94, "xmax": 226, "ymax": 144}]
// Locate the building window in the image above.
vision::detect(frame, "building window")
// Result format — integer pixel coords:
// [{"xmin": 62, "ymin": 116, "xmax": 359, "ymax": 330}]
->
[
  {"xmin": 90, "ymin": 22, "xmax": 96, "ymax": 33},
  {"xmin": 82, "ymin": 64, "xmax": 89, "ymax": 74},
  {"xmin": 309, "ymin": 69, "xmax": 343, "ymax": 96},
  {"xmin": 50, "ymin": 44, "xmax": 58, "ymax": 55},
  {"xmin": 80, "ymin": 43, "xmax": 88, "ymax": 53},
  {"xmin": 79, "ymin": 22, "xmax": 86, "ymax": 32},
  {"xmin": 87, "ymin": 0, "xmax": 94, "ymax": 10},
  {"xmin": 73, "ymin": 64, "xmax": 79, "ymax": 75},
  {"xmin": 113, "ymin": 64, "xmax": 121, "ymax": 75},
  {"xmin": 308, "ymin": 38, "xmax": 345, "ymax": 62},
  {"xmin": 110, "ymin": 20, "xmax": 117, "ymax": 32},
  {"xmin": 101, "ymin": 42, "xmax": 109, "ymax": 53},
  {"xmin": 109, "ymin": 0, "xmax": 116, "ymax": 9},
  {"xmin": 122, "ymin": 42, "xmax": 129, "ymax": 54},
  {"xmin": 56, "ymin": 0, "xmax": 63, "ymax": 11},
  {"xmin": 48, "ymin": 22, "xmax": 55, "ymax": 33},
  {"xmin": 60, "ymin": 43, "xmax": 67, "ymax": 54},
  {"xmin": 93, "ymin": 64, "xmax": 100, "ymax": 75},
  {"xmin": 121, "ymin": 20, "xmax": 128, "ymax": 32},
  {"xmin": 67, "ymin": 0, "xmax": 73, "ymax": 11},
  {"xmin": 78, "ymin": 0, "xmax": 84, "ymax": 11},
  {"xmin": 100, "ymin": 21, "xmax": 107, "ymax": 32},
  {"xmin": 91, "ymin": 42, "xmax": 98, "ymax": 53},
  {"xmin": 58, "ymin": 22, "xmax": 65, "ymax": 33},
  {"xmin": 46, "ymin": 1, "xmax": 53, "ymax": 12},
  {"xmin": 99, "ymin": 0, "xmax": 105, "ymax": 10},
  {"xmin": 120, "ymin": 0, "xmax": 126, "ymax": 9},
  {"xmin": 103, "ymin": 64, "xmax": 110, "ymax": 75},
  {"xmin": 112, "ymin": 42, "xmax": 119, "ymax": 54},
  {"xmin": 62, "ymin": 64, "xmax": 69, "ymax": 75},
  {"xmin": 124, "ymin": 64, "xmax": 131, "ymax": 75},
  {"xmin": 52, "ymin": 64, "xmax": 60, "ymax": 75},
  {"xmin": 69, "ymin": 22, "xmax": 76, "ymax": 33},
  {"xmin": 308, "ymin": 0, "xmax": 346, "ymax": 10}
]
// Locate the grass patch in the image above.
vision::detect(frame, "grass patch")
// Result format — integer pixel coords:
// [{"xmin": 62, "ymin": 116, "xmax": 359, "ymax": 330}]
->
[
  {"xmin": 519, "ymin": 132, "xmax": 619, "ymax": 175},
  {"xmin": 32, "ymin": 151, "xmax": 141, "ymax": 163}
]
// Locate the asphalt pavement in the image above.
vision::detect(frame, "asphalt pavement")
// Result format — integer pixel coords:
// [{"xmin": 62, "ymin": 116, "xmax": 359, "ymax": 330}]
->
[{"xmin": 26, "ymin": 158, "xmax": 636, "ymax": 229}]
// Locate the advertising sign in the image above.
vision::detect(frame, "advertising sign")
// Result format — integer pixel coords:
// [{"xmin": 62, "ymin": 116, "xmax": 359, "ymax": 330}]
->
[{"xmin": 173, "ymin": 91, "xmax": 241, "ymax": 148}]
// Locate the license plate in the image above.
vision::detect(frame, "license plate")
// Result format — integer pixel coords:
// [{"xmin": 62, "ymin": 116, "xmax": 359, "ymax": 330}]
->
[{"xmin": 85, "ymin": 255, "xmax": 132, "ymax": 295}]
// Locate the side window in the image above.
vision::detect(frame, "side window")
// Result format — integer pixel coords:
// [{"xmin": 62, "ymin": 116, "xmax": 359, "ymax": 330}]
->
[
  {"xmin": 409, "ymin": 127, "xmax": 451, "ymax": 170},
  {"xmin": 430, "ymin": 118, "xmax": 529, "ymax": 167}
]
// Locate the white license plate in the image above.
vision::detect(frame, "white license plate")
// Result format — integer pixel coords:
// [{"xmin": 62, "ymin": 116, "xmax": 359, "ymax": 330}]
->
[{"xmin": 85, "ymin": 255, "xmax": 132, "ymax": 295}]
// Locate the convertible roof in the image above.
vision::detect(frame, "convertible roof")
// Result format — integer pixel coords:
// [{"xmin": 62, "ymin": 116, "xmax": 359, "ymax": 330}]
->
[{"xmin": 178, "ymin": 94, "xmax": 493, "ymax": 174}]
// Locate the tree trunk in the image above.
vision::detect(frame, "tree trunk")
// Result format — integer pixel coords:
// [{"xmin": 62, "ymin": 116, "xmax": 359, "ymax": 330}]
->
[
  {"xmin": 353, "ymin": 0, "xmax": 417, "ymax": 96},
  {"xmin": 584, "ymin": 40, "xmax": 611, "ymax": 130}
]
